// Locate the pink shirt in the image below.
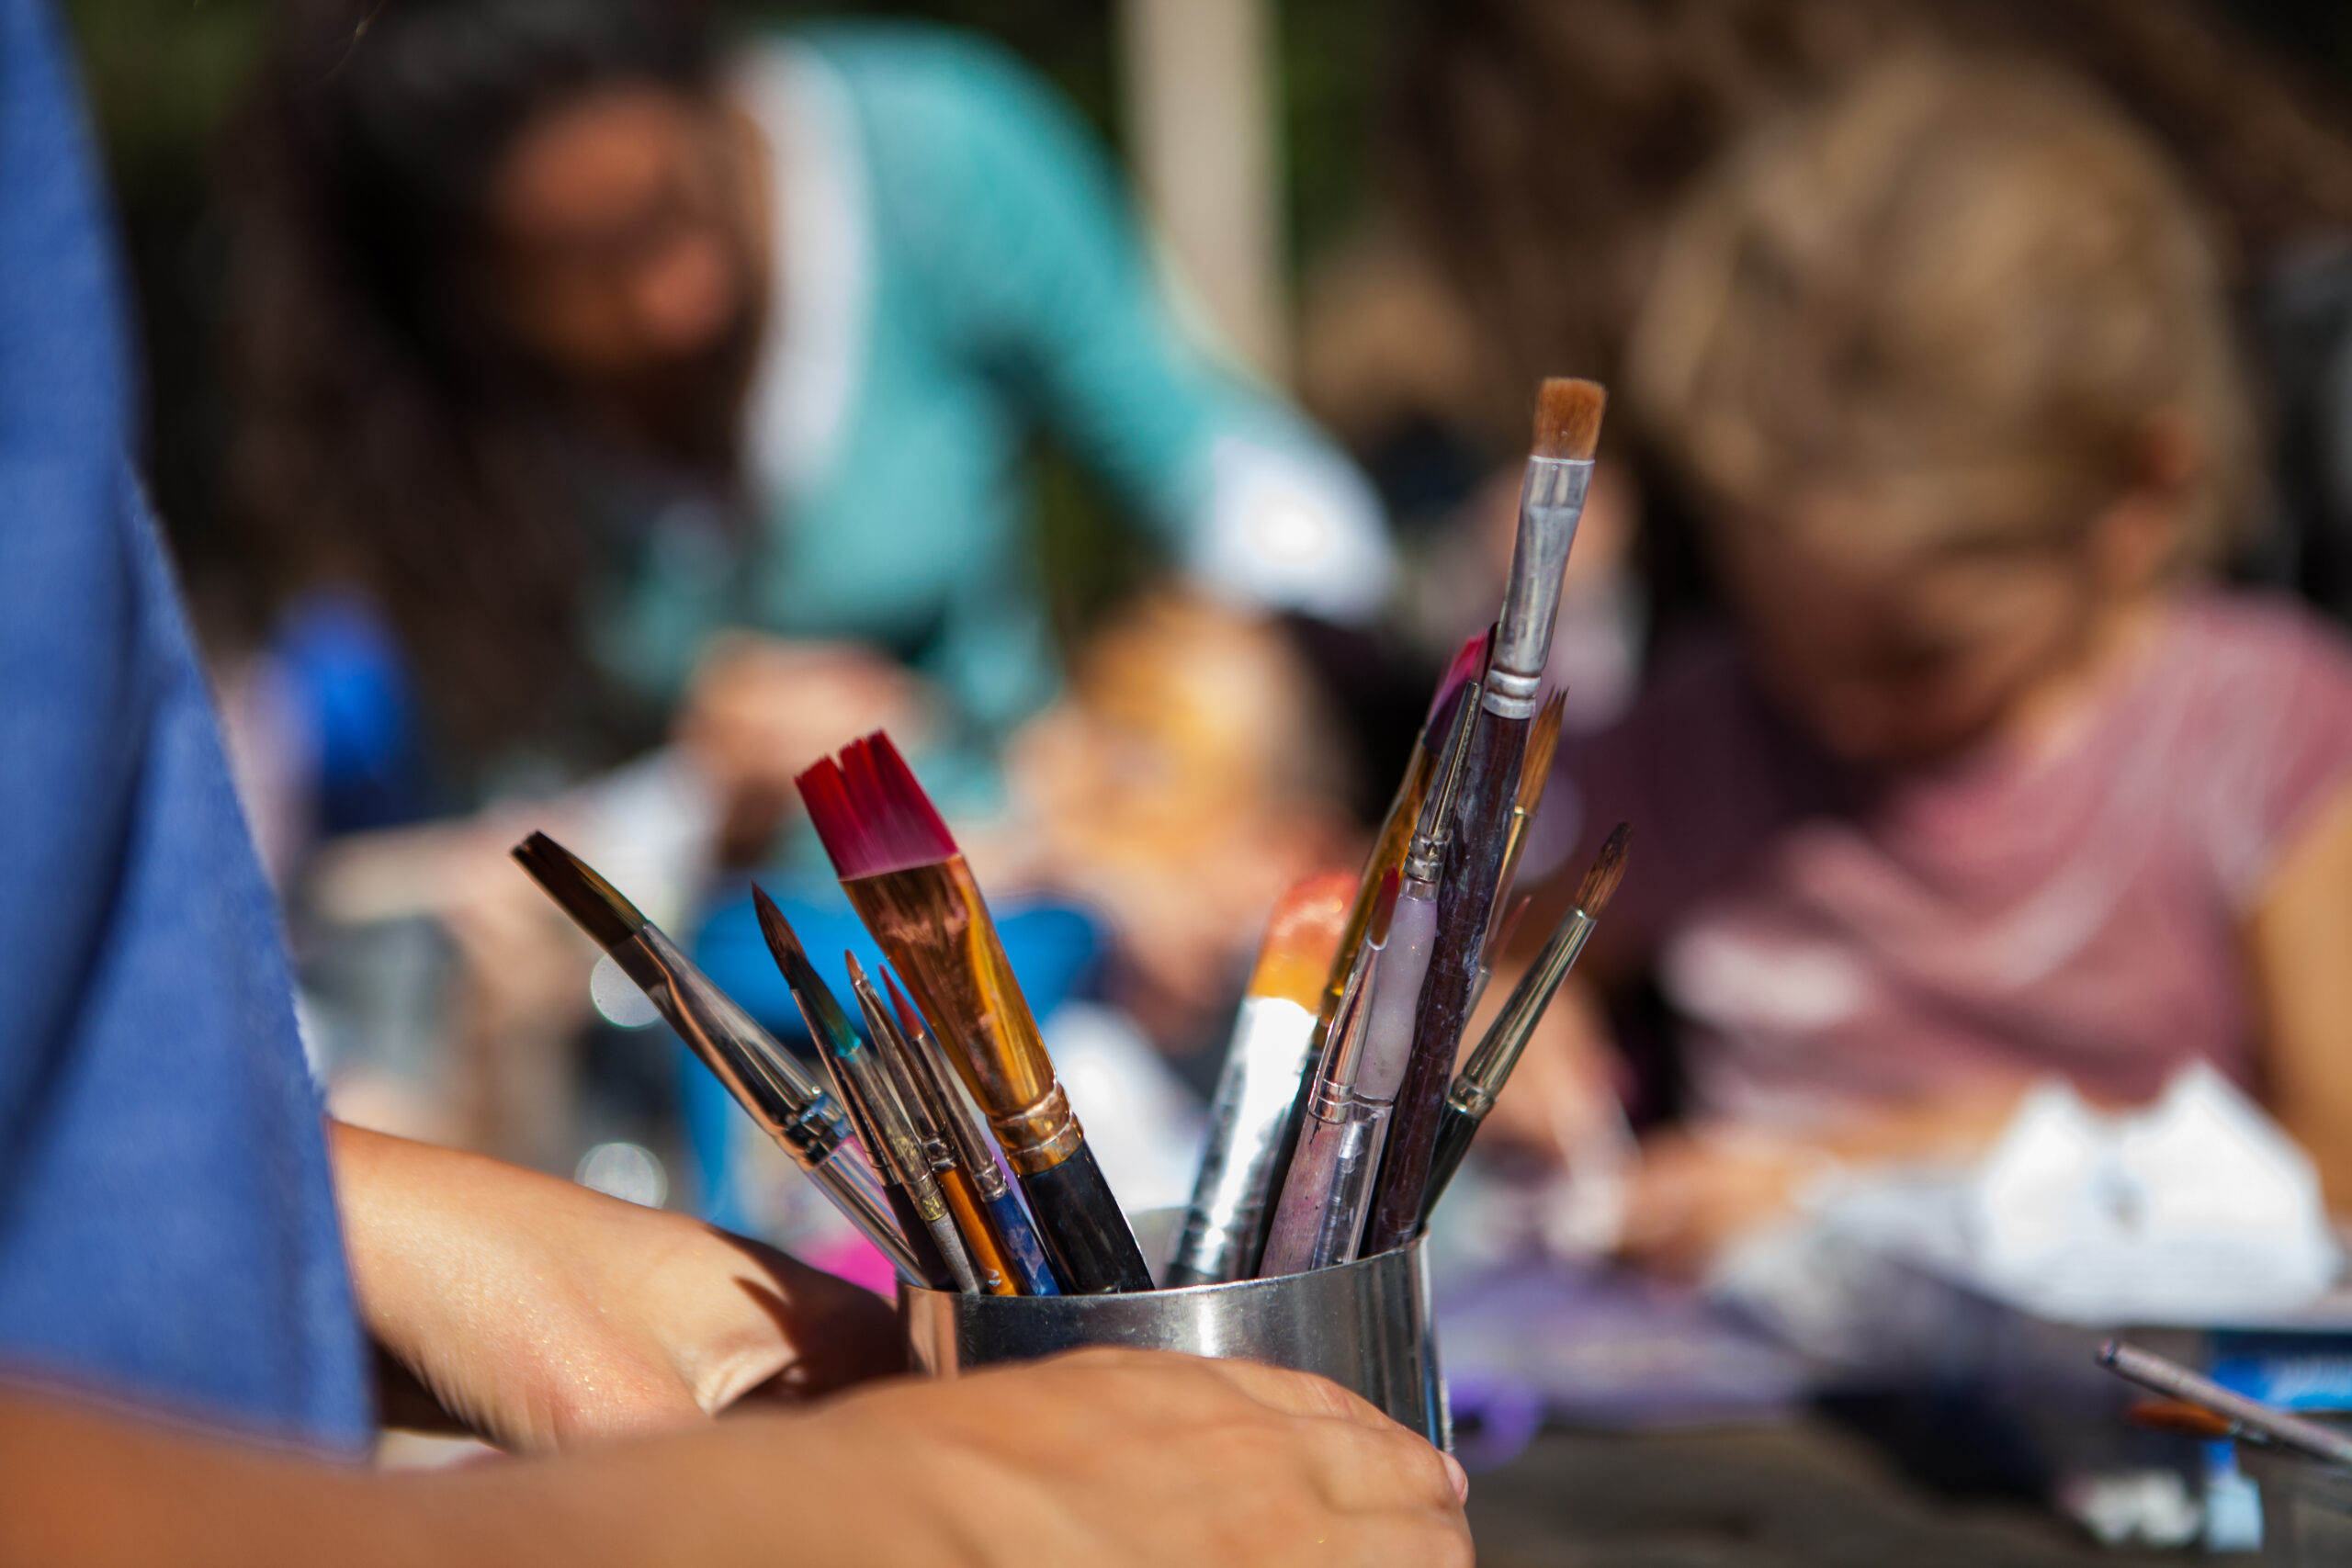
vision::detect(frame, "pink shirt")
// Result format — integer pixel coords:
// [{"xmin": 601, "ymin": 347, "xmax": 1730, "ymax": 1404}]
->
[{"xmin": 1555, "ymin": 593, "xmax": 2352, "ymax": 1127}]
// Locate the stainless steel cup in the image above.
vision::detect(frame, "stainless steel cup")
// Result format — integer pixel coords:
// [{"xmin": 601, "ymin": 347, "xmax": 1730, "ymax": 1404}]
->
[{"xmin": 901, "ymin": 1225, "xmax": 1451, "ymax": 1449}]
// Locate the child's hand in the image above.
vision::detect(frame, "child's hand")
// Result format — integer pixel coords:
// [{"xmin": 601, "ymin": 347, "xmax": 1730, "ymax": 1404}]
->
[
  {"xmin": 330, "ymin": 1123, "xmax": 900, "ymax": 1453},
  {"xmin": 1615, "ymin": 1128, "xmax": 1823, "ymax": 1279},
  {"xmin": 673, "ymin": 633, "xmax": 933, "ymax": 864}
]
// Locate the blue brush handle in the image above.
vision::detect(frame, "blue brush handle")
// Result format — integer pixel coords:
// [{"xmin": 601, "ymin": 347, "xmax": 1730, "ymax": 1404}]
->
[{"xmin": 987, "ymin": 1189, "xmax": 1062, "ymax": 1295}]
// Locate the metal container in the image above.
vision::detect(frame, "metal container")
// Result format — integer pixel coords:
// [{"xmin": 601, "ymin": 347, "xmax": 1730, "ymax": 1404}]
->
[
  {"xmin": 2241, "ymin": 1445, "xmax": 2352, "ymax": 1564},
  {"xmin": 901, "ymin": 1229, "xmax": 1451, "ymax": 1449}
]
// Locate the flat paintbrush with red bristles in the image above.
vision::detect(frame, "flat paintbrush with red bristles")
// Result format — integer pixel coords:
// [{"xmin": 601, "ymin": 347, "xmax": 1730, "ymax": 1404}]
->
[
  {"xmin": 797, "ymin": 732, "xmax": 1154, "ymax": 1294},
  {"xmin": 1362, "ymin": 376, "xmax": 1606, "ymax": 1257}
]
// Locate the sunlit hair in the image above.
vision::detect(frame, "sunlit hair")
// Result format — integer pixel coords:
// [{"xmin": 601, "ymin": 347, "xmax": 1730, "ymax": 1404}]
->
[
  {"xmin": 1629, "ymin": 53, "xmax": 2255, "ymax": 568},
  {"xmin": 1387, "ymin": 0, "xmax": 2352, "ymax": 455}
]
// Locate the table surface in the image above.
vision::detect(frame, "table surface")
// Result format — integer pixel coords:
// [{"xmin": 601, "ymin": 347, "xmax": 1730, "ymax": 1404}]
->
[{"xmin": 1468, "ymin": 1421, "xmax": 2181, "ymax": 1567}]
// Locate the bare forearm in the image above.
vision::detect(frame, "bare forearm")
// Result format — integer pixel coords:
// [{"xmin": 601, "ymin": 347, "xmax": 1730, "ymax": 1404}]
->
[
  {"xmin": 2251, "ymin": 786, "xmax": 2352, "ymax": 1209},
  {"xmin": 0, "ymin": 1386, "xmax": 894, "ymax": 1568},
  {"xmin": 0, "ymin": 1390, "xmax": 500, "ymax": 1567}
]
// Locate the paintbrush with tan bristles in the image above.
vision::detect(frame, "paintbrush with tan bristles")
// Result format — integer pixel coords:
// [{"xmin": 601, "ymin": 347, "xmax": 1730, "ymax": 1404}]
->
[
  {"xmin": 1363, "ymin": 377, "xmax": 1606, "ymax": 1257},
  {"xmin": 1486, "ymin": 690, "xmax": 1566, "ymax": 967}
]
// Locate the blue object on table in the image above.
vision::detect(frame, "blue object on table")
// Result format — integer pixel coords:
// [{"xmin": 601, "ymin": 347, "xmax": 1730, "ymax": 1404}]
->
[
  {"xmin": 679, "ymin": 881, "xmax": 1107, "ymax": 1231},
  {"xmin": 270, "ymin": 589, "xmax": 426, "ymax": 833},
  {"xmin": 2211, "ymin": 1333, "xmax": 2352, "ymax": 1412}
]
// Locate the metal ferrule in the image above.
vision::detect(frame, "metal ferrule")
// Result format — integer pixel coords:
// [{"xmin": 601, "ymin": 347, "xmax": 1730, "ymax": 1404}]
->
[
  {"xmin": 885, "ymin": 1130, "xmax": 933, "ymax": 1192},
  {"xmin": 616, "ymin": 929, "xmax": 845, "ymax": 1163},
  {"xmin": 905, "ymin": 1172, "xmax": 982, "ymax": 1293},
  {"xmin": 1307, "ymin": 1077, "xmax": 1353, "ymax": 1124},
  {"xmin": 905, "ymin": 1168, "xmax": 951, "ymax": 1224},
  {"xmin": 615, "ymin": 925, "xmax": 917, "ymax": 1281},
  {"xmin": 1444, "ymin": 1077, "xmax": 1498, "ymax": 1122},
  {"xmin": 1404, "ymin": 677, "xmax": 1481, "ymax": 893},
  {"xmin": 1460, "ymin": 908, "xmax": 1599, "ymax": 1100},
  {"xmin": 895, "ymin": 1003, "xmax": 1011, "ymax": 1196},
  {"xmin": 851, "ymin": 978, "xmax": 956, "ymax": 1173},
  {"xmin": 776, "ymin": 1093, "xmax": 853, "ymax": 1163},
  {"xmin": 1488, "ymin": 457, "xmax": 1594, "ymax": 718},
  {"xmin": 965, "ymin": 1149, "xmax": 1012, "ymax": 1201},
  {"xmin": 989, "ymin": 1082, "xmax": 1085, "ymax": 1174}
]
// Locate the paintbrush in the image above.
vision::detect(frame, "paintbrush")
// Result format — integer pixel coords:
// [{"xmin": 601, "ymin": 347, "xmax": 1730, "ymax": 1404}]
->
[
  {"xmin": 511, "ymin": 834, "xmax": 921, "ymax": 1284},
  {"xmin": 1166, "ymin": 870, "xmax": 1356, "ymax": 1288},
  {"xmin": 1247, "ymin": 630, "xmax": 1489, "ymax": 1277},
  {"xmin": 815, "ymin": 1043, "xmax": 957, "ymax": 1291},
  {"xmin": 1321, "ymin": 630, "xmax": 1491, "ymax": 1032},
  {"xmin": 846, "ymin": 953, "xmax": 1016, "ymax": 1296},
  {"xmin": 1258, "ymin": 874, "xmax": 1399, "ymax": 1277},
  {"xmin": 1465, "ymin": 689, "xmax": 1562, "ymax": 1016},
  {"xmin": 1419, "ymin": 823, "xmax": 1630, "ymax": 1226},
  {"xmin": 884, "ymin": 968, "xmax": 1061, "ymax": 1295},
  {"xmin": 749, "ymin": 887, "xmax": 975, "ymax": 1292},
  {"xmin": 1481, "ymin": 691, "xmax": 1566, "ymax": 975},
  {"xmin": 1260, "ymin": 675, "xmax": 1479, "ymax": 1276},
  {"xmin": 1363, "ymin": 377, "xmax": 1605, "ymax": 1258},
  {"xmin": 798, "ymin": 734, "xmax": 1154, "ymax": 1293},
  {"xmin": 2099, "ymin": 1342, "xmax": 2352, "ymax": 1467}
]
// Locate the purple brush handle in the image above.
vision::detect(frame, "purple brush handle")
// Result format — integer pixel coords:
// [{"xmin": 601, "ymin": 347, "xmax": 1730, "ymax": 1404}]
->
[
  {"xmin": 1260, "ymin": 1111, "xmax": 1369, "ymax": 1278},
  {"xmin": 1363, "ymin": 715, "xmax": 1526, "ymax": 1255}
]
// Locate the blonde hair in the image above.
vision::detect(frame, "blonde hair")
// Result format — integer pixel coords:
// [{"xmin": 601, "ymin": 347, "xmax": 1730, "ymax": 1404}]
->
[{"xmin": 1630, "ymin": 53, "xmax": 2254, "ymax": 565}]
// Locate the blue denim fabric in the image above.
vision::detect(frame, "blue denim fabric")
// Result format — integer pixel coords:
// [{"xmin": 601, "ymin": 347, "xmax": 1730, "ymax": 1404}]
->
[{"xmin": 0, "ymin": 0, "xmax": 370, "ymax": 1452}]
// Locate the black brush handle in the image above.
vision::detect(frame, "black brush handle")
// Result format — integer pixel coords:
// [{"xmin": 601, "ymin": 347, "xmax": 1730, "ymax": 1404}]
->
[
  {"xmin": 1418, "ymin": 1104, "xmax": 1480, "ymax": 1232},
  {"xmin": 886, "ymin": 1182, "xmax": 955, "ymax": 1290},
  {"xmin": 1017, "ymin": 1143, "xmax": 1156, "ymax": 1293},
  {"xmin": 1364, "ymin": 716, "xmax": 1526, "ymax": 1255}
]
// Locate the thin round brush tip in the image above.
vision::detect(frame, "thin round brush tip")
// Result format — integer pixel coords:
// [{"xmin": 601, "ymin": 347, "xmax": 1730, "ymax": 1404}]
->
[
  {"xmin": 1576, "ymin": 822, "xmax": 1633, "ymax": 915},
  {"xmin": 881, "ymin": 967, "xmax": 928, "ymax": 1041},
  {"xmin": 751, "ymin": 884, "xmax": 806, "ymax": 962},
  {"xmin": 1532, "ymin": 378, "xmax": 1607, "ymax": 462}
]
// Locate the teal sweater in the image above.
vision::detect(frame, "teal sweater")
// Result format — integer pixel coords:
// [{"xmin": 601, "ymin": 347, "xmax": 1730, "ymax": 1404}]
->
[{"xmin": 588, "ymin": 25, "xmax": 1389, "ymax": 795}]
